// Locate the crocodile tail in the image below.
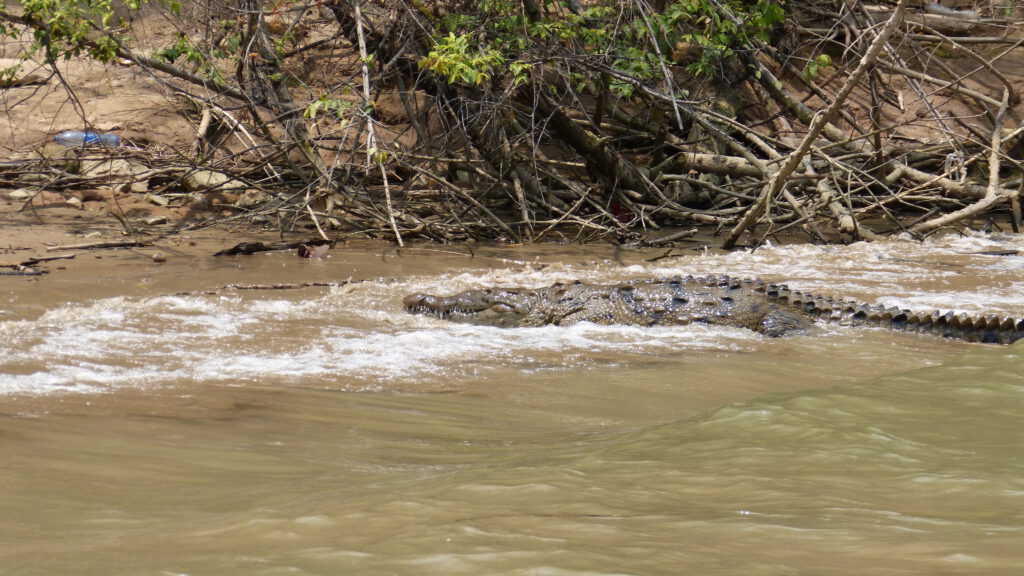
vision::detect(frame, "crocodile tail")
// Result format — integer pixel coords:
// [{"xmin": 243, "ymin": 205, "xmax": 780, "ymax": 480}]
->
[
  {"xmin": 851, "ymin": 307, "xmax": 1024, "ymax": 344},
  {"xmin": 759, "ymin": 281, "xmax": 1024, "ymax": 344},
  {"xmin": 913, "ymin": 311, "xmax": 1024, "ymax": 344}
]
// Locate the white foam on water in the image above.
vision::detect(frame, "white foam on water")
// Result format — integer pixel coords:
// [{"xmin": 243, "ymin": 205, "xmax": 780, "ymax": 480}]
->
[
  {"xmin": 0, "ymin": 284, "xmax": 756, "ymax": 395},
  {"xmin": 5, "ymin": 233, "xmax": 1024, "ymax": 395}
]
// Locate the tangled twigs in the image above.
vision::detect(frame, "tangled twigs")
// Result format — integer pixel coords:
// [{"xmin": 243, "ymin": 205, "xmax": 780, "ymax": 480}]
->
[
  {"xmin": 722, "ymin": 0, "xmax": 912, "ymax": 249},
  {"xmin": 908, "ymin": 90, "xmax": 1013, "ymax": 237},
  {"xmin": 5, "ymin": 0, "xmax": 1024, "ymax": 243}
]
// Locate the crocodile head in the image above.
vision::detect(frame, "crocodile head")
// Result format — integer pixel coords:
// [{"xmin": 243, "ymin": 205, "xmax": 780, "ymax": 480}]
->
[{"xmin": 403, "ymin": 288, "xmax": 539, "ymax": 327}]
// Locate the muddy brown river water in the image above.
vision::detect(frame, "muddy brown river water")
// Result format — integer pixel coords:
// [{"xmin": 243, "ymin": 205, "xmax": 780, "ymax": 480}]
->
[{"xmin": 1, "ymin": 233, "xmax": 1023, "ymax": 574}]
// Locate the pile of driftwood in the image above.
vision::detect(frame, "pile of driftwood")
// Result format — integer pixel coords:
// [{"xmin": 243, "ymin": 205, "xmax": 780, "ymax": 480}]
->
[
  {"xmin": 3, "ymin": 0, "xmax": 1023, "ymax": 246},
  {"xmin": 0, "ymin": 132, "xmax": 354, "ymax": 235}
]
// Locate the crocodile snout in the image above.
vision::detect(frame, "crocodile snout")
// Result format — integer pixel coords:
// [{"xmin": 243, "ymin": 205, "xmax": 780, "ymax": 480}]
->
[
  {"xmin": 403, "ymin": 288, "xmax": 535, "ymax": 326},
  {"xmin": 403, "ymin": 293, "xmax": 432, "ymax": 310}
]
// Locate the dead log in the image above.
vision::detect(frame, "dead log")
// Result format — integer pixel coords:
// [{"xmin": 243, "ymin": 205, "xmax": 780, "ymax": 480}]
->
[
  {"xmin": 655, "ymin": 152, "xmax": 764, "ymax": 178},
  {"xmin": 212, "ymin": 239, "xmax": 332, "ymax": 256},
  {"xmin": 45, "ymin": 241, "xmax": 150, "ymax": 252},
  {"xmin": 529, "ymin": 87, "xmax": 650, "ymax": 197}
]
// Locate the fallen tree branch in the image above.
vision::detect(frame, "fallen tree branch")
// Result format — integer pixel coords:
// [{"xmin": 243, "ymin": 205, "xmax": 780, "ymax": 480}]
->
[
  {"xmin": 177, "ymin": 280, "xmax": 358, "ymax": 296},
  {"xmin": 44, "ymin": 240, "xmax": 150, "ymax": 251},
  {"xmin": 0, "ymin": 254, "xmax": 76, "ymax": 267},
  {"xmin": 723, "ymin": 0, "xmax": 911, "ymax": 249},
  {"xmin": 656, "ymin": 151, "xmax": 765, "ymax": 178},
  {"xmin": 909, "ymin": 90, "xmax": 1012, "ymax": 236}
]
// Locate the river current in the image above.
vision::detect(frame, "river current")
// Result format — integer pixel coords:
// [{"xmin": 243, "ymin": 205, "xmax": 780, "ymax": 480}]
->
[{"xmin": 1, "ymin": 233, "xmax": 1022, "ymax": 574}]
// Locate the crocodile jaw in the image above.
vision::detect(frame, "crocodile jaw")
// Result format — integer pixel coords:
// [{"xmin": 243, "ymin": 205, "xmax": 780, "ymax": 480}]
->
[{"xmin": 403, "ymin": 289, "xmax": 534, "ymax": 327}]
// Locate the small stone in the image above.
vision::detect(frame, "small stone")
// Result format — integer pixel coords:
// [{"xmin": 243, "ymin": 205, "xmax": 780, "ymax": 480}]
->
[
  {"xmin": 151, "ymin": 252, "xmax": 166, "ymax": 263},
  {"xmin": 142, "ymin": 215, "xmax": 169, "ymax": 225},
  {"xmin": 184, "ymin": 170, "xmax": 246, "ymax": 193},
  {"xmin": 34, "ymin": 143, "xmax": 80, "ymax": 172},
  {"xmin": 78, "ymin": 158, "xmax": 150, "ymax": 193},
  {"xmin": 80, "ymin": 158, "xmax": 133, "ymax": 178},
  {"xmin": 128, "ymin": 179, "xmax": 150, "ymax": 193},
  {"xmin": 17, "ymin": 173, "xmax": 50, "ymax": 185},
  {"xmin": 182, "ymin": 192, "xmax": 208, "ymax": 208},
  {"xmin": 143, "ymin": 193, "xmax": 170, "ymax": 206},
  {"xmin": 7, "ymin": 188, "xmax": 34, "ymax": 201},
  {"xmin": 235, "ymin": 189, "xmax": 271, "ymax": 209}
]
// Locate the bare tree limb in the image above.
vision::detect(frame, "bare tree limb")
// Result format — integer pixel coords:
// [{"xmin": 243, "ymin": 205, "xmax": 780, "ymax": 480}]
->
[{"xmin": 722, "ymin": 0, "xmax": 911, "ymax": 249}]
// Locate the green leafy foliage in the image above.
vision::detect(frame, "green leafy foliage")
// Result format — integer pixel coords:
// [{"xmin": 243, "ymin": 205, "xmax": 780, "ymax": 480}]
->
[
  {"xmin": 151, "ymin": 18, "xmax": 241, "ymax": 85},
  {"xmin": 0, "ymin": 61, "xmax": 21, "ymax": 82},
  {"xmin": 418, "ymin": 0, "xmax": 785, "ymax": 96},
  {"xmin": 508, "ymin": 60, "xmax": 532, "ymax": 88},
  {"xmin": 803, "ymin": 53, "xmax": 832, "ymax": 82},
  {"xmin": 676, "ymin": 0, "xmax": 784, "ymax": 76},
  {"xmin": 15, "ymin": 0, "xmax": 146, "ymax": 62},
  {"xmin": 420, "ymin": 32, "xmax": 505, "ymax": 86},
  {"xmin": 152, "ymin": 31, "xmax": 228, "ymax": 84},
  {"xmin": 305, "ymin": 94, "xmax": 356, "ymax": 120}
]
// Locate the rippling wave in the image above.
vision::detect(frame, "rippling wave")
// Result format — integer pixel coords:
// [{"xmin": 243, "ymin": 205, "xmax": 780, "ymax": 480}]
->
[
  {"xmin": 3, "ymin": 233, "xmax": 1024, "ymax": 574},
  {"xmin": 4, "ymin": 233, "xmax": 1024, "ymax": 395}
]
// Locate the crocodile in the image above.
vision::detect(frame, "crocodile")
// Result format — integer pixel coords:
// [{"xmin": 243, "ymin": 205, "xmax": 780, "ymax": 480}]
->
[{"xmin": 403, "ymin": 275, "xmax": 1024, "ymax": 344}]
